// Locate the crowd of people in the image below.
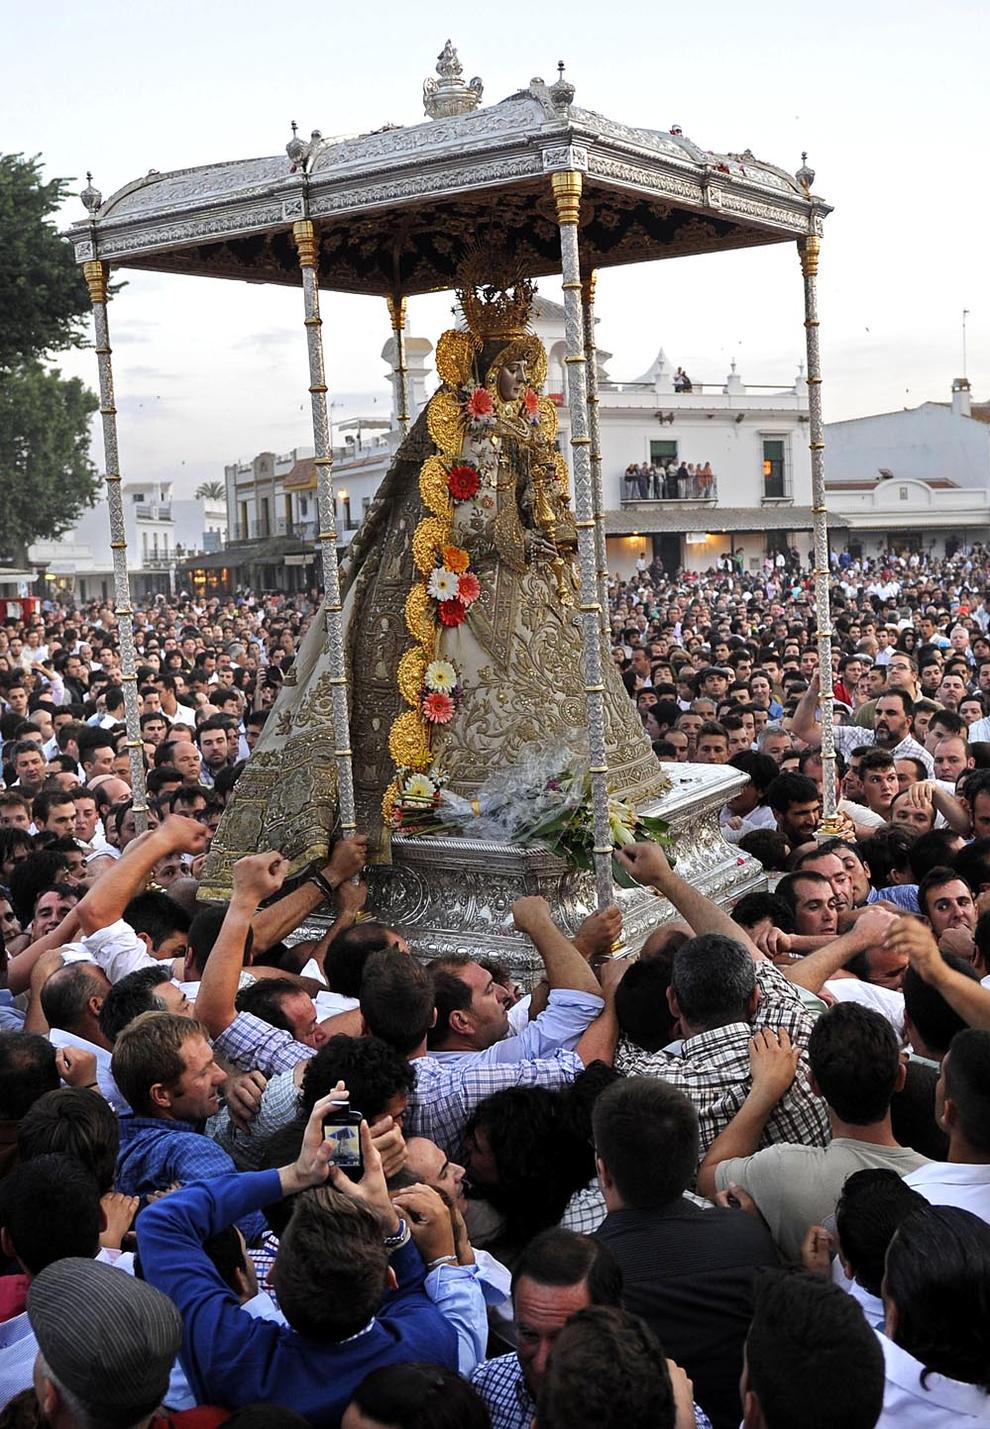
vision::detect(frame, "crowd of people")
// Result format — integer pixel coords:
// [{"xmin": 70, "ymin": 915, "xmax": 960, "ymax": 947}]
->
[
  {"xmin": 623, "ymin": 460, "xmax": 716, "ymax": 502},
  {"xmin": 0, "ymin": 547, "xmax": 987, "ymax": 1425}
]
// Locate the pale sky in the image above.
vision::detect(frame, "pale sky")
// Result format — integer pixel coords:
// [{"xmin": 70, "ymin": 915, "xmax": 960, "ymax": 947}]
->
[{"xmin": 3, "ymin": 0, "xmax": 987, "ymax": 497}]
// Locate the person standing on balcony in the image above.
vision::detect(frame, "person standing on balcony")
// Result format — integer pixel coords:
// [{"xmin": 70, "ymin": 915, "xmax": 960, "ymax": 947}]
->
[
  {"xmin": 637, "ymin": 463, "xmax": 651, "ymax": 499},
  {"xmin": 651, "ymin": 462, "xmax": 664, "ymax": 501},
  {"xmin": 699, "ymin": 462, "xmax": 714, "ymax": 498},
  {"xmin": 676, "ymin": 461, "xmax": 689, "ymax": 499}
]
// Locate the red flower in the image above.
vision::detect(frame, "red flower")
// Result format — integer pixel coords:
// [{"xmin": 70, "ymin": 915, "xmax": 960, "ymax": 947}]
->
[
  {"xmin": 422, "ymin": 691, "xmax": 455, "ymax": 725},
  {"xmin": 448, "ymin": 464, "xmax": 480, "ymax": 501},
  {"xmin": 523, "ymin": 387, "xmax": 540, "ymax": 417},
  {"xmin": 437, "ymin": 598, "xmax": 467, "ymax": 627},
  {"xmin": 457, "ymin": 571, "xmax": 481, "ymax": 606},
  {"xmin": 464, "ymin": 388, "xmax": 494, "ymax": 419}
]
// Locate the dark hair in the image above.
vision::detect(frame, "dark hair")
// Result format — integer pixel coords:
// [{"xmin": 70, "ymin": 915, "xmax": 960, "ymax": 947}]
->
[
  {"xmin": 731, "ymin": 890, "xmax": 796, "ymax": 936},
  {"xmin": 8, "ymin": 850, "xmax": 70, "ymax": 925},
  {"xmin": 903, "ymin": 951, "xmax": 979, "ymax": 1057},
  {"xmin": 301, "ymin": 1035, "xmax": 414, "ymax": 1122},
  {"xmin": 187, "ymin": 904, "xmax": 251, "ymax": 977},
  {"xmin": 122, "ymin": 890, "xmax": 191, "ymax": 951},
  {"xmin": 427, "ymin": 956, "xmax": 474, "ymax": 1049},
  {"xmin": 39, "ymin": 963, "xmax": 106, "ymax": 1036},
  {"xmin": 536, "ymin": 1306, "xmax": 676, "ymax": 1429},
  {"xmin": 359, "ymin": 949, "xmax": 434, "ymax": 1056},
  {"xmin": 909, "ymin": 830, "xmax": 965, "ymax": 882},
  {"xmin": 808, "ymin": 1003, "xmax": 901, "ymax": 1123},
  {"xmin": 235, "ymin": 978, "xmax": 303, "ymax": 1035},
  {"xmin": 670, "ymin": 932, "xmax": 756, "ymax": 1030},
  {"xmin": 0, "ymin": 1032, "xmax": 59, "ymax": 1121},
  {"xmin": 347, "ymin": 1364, "xmax": 491, "ymax": 1429},
  {"xmin": 99, "ymin": 965, "xmax": 174, "ymax": 1044},
  {"xmin": 0, "ymin": 1153, "xmax": 102, "ymax": 1272},
  {"xmin": 738, "ymin": 829, "xmax": 791, "ymax": 872},
  {"xmin": 727, "ymin": 750, "xmax": 779, "ymax": 797},
  {"xmin": 944, "ymin": 1028, "xmax": 990, "ymax": 1154},
  {"xmin": 592, "ymin": 1077, "xmax": 698, "ymax": 1207},
  {"xmin": 273, "ymin": 1187, "xmax": 389, "ymax": 1342},
  {"xmin": 766, "ymin": 771, "xmax": 818, "ymax": 814},
  {"xmin": 835, "ymin": 1168, "xmax": 927, "ymax": 1297},
  {"xmin": 31, "ymin": 790, "xmax": 75, "ymax": 827},
  {"xmin": 614, "ymin": 956, "xmax": 677, "ymax": 1052},
  {"xmin": 744, "ymin": 1269, "xmax": 885, "ymax": 1429},
  {"xmin": 324, "ymin": 922, "xmax": 396, "ymax": 997},
  {"xmin": 17, "ymin": 1088, "xmax": 119, "ymax": 1195},
  {"xmin": 885, "ymin": 1206, "xmax": 990, "ymax": 1392},
  {"xmin": 512, "ymin": 1225, "xmax": 623, "ymax": 1304}
]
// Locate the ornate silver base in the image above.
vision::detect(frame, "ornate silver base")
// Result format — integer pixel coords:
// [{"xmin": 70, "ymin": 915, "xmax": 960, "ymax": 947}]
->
[{"xmin": 358, "ymin": 763, "xmax": 765, "ymax": 982}]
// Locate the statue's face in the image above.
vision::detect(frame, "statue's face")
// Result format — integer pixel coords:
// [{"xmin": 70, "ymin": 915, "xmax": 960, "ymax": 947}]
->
[{"xmin": 498, "ymin": 358, "xmax": 528, "ymax": 402}]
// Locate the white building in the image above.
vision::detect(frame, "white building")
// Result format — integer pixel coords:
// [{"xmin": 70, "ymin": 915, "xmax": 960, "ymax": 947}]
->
[
  {"xmin": 172, "ymin": 495, "xmax": 228, "ymax": 556},
  {"xmin": 825, "ymin": 379, "xmax": 990, "ymax": 559},
  {"xmin": 27, "ymin": 479, "xmax": 177, "ymax": 601}
]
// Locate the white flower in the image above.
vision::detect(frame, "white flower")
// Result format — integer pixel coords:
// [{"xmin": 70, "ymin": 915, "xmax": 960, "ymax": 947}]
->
[
  {"xmin": 424, "ymin": 660, "xmax": 458, "ymax": 694},
  {"xmin": 427, "ymin": 567, "xmax": 460, "ymax": 602},
  {"xmin": 403, "ymin": 773, "xmax": 437, "ymax": 802},
  {"xmin": 608, "ymin": 799, "xmax": 637, "ymax": 847}
]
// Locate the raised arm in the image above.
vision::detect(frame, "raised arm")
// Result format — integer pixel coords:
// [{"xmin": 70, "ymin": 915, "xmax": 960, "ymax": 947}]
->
[
  {"xmin": 249, "ymin": 835, "xmax": 367, "ymax": 953},
  {"xmin": 75, "ymin": 817, "xmax": 208, "ymax": 935},
  {"xmin": 885, "ymin": 916, "xmax": 990, "ymax": 1031},
  {"xmin": 510, "ymin": 896, "xmax": 606, "ymax": 997},
  {"xmin": 792, "ymin": 673, "xmax": 824, "ymax": 745},
  {"xmin": 7, "ymin": 906, "xmax": 82, "ymax": 995},
  {"xmin": 195, "ymin": 853, "xmax": 289, "ymax": 1037},
  {"xmin": 615, "ymin": 843, "xmax": 765, "ymax": 961}
]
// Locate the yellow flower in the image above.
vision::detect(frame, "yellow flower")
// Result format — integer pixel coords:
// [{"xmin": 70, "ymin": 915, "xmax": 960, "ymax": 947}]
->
[{"xmin": 442, "ymin": 546, "xmax": 471, "ymax": 575}]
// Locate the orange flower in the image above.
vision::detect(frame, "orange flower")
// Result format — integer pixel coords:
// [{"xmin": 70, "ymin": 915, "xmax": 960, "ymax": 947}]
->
[
  {"xmin": 523, "ymin": 387, "xmax": 540, "ymax": 416},
  {"xmin": 442, "ymin": 546, "xmax": 470, "ymax": 575},
  {"xmin": 465, "ymin": 388, "xmax": 494, "ymax": 419}
]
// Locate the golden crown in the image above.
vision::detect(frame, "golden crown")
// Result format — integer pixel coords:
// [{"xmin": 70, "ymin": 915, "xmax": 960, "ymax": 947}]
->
[{"xmin": 455, "ymin": 250, "xmax": 536, "ymax": 341}]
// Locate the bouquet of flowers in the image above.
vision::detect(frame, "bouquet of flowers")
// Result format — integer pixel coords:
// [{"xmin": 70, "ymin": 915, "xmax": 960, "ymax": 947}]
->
[{"xmin": 394, "ymin": 736, "xmax": 673, "ymax": 886}]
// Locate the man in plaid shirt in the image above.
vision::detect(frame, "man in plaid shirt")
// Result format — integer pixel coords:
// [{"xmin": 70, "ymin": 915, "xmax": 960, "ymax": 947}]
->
[{"xmin": 612, "ymin": 844, "xmax": 829, "ymax": 1153}]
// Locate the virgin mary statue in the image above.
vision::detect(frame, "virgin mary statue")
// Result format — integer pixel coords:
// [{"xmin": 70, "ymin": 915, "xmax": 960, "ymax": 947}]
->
[{"xmin": 201, "ymin": 274, "xmax": 668, "ymax": 897}]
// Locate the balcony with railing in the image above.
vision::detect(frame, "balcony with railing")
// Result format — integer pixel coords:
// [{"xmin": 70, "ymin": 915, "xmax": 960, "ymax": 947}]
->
[
  {"xmin": 620, "ymin": 475, "xmax": 719, "ymax": 506},
  {"xmin": 134, "ymin": 503, "xmax": 172, "ymax": 521}
]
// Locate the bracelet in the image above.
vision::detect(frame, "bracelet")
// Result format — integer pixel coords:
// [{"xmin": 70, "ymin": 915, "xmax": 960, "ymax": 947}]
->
[
  {"xmin": 382, "ymin": 1218, "xmax": 410, "ymax": 1251},
  {"xmin": 307, "ymin": 870, "xmax": 337, "ymax": 904},
  {"xmin": 427, "ymin": 1254, "xmax": 459, "ymax": 1269}
]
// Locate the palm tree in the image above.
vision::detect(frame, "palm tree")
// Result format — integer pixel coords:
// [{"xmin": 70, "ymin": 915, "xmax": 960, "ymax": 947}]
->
[{"xmin": 195, "ymin": 480, "xmax": 226, "ymax": 500}]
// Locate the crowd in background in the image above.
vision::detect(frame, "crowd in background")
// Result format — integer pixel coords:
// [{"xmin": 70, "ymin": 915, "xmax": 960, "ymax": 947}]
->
[{"xmin": 0, "ymin": 548, "xmax": 986, "ymax": 1426}]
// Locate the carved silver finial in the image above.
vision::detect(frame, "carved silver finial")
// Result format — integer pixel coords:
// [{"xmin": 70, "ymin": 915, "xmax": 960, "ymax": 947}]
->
[
  {"xmin": 80, "ymin": 172, "xmax": 102, "ymax": 214},
  {"xmin": 796, "ymin": 151, "xmax": 816, "ymax": 192},
  {"xmin": 423, "ymin": 41, "xmax": 483, "ymax": 120},
  {"xmin": 286, "ymin": 120, "xmax": 308, "ymax": 166},
  {"xmin": 549, "ymin": 60, "xmax": 575, "ymax": 110}
]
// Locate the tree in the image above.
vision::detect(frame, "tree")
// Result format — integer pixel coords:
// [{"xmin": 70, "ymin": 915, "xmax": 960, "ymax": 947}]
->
[
  {"xmin": 195, "ymin": 481, "xmax": 226, "ymax": 500},
  {"xmin": 0, "ymin": 363, "xmax": 99, "ymax": 551},
  {"xmin": 0, "ymin": 153, "xmax": 101, "ymax": 553}
]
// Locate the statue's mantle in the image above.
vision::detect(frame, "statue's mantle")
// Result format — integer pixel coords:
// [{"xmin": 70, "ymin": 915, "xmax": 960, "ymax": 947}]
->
[{"xmin": 361, "ymin": 761, "xmax": 765, "ymax": 979}]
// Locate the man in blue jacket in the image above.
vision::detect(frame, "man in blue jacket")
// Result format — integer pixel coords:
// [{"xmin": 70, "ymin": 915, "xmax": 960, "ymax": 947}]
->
[{"xmin": 137, "ymin": 1089, "xmax": 487, "ymax": 1424}]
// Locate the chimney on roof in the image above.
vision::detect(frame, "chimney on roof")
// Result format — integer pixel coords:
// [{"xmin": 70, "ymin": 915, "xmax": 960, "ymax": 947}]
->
[{"xmin": 952, "ymin": 376, "xmax": 972, "ymax": 418}]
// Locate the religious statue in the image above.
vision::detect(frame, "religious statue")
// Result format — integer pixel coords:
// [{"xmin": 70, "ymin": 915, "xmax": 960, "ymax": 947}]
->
[{"xmin": 201, "ymin": 271, "xmax": 669, "ymax": 897}]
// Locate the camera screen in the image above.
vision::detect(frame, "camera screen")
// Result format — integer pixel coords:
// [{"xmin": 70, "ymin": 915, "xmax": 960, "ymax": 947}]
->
[{"xmin": 323, "ymin": 1121, "xmax": 362, "ymax": 1168}]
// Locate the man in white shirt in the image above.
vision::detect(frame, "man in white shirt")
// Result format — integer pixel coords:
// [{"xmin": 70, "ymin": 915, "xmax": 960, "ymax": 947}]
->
[{"xmin": 904, "ymin": 1028, "xmax": 990, "ymax": 1223}]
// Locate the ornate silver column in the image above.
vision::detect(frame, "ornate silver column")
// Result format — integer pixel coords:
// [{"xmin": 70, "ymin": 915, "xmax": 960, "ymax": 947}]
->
[
  {"xmin": 386, "ymin": 294, "xmax": 411, "ymax": 436},
  {"xmin": 581, "ymin": 271, "xmax": 610, "ymax": 648},
  {"xmin": 552, "ymin": 172, "xmax": 612, "ymax": 908},
  {"xmin": 799, "ymin": 234, "xmax": 838, "ymax": 829},
  {"xmin": 82, "ymin": 260, "xmax": 149, "ymax": 830},
  {"xmin": 292, "ymin": 220, "xmax": 357, "ymax": 835}
]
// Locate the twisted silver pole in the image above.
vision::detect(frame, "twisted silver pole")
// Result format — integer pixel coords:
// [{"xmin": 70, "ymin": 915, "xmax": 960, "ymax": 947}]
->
[
  {"xmin": 293, "ymin": 221, "xmax": 357, "ymax": 835},
  {"xmin": 581, "ymin": 272, "xmax": 610, "ymax": 650},
  {"xmin": 82, "ymin": 261, "xmax": 148, "ymax": 831},
  {"xmin": 799, "ymin": 234, "xmax": 838, "ymax": 830},
  {"xmin": 552, "ymin": 172, "xmax": 612, "ymax": 909}
]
